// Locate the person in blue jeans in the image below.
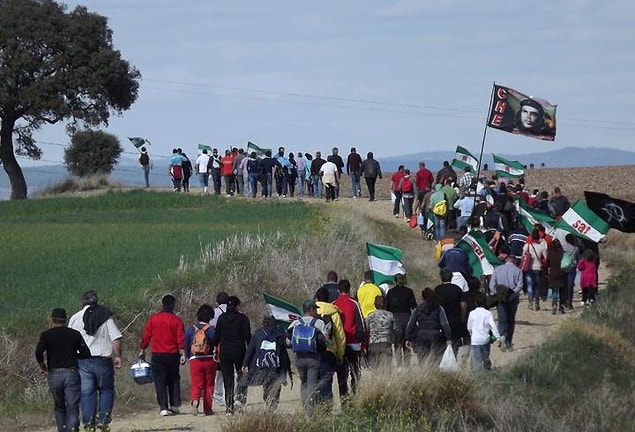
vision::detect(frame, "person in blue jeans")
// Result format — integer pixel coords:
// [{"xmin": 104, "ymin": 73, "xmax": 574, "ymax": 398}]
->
[
  {"xmin": 36, "ymin": 308, "xmax": 91, "ymax": 432},
  {"xmin": 69, "ymin": 290, "xmax": 123, "ymax": 431}
]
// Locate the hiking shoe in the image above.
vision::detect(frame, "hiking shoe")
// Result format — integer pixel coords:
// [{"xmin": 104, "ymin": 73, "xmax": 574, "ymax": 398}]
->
[
  {"xmin": 169, "ymin": 406, "xmax": 180, "ymax": 414},
  {"xmin": 160, "ymin": 410, "xmax": 174, "ymax": 416}
]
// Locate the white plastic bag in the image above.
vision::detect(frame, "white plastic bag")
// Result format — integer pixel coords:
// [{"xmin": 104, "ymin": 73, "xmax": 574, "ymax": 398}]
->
[
  {"xmin": 439, "ymin": 345, "xmax": 459, "ymax": 371},
  {"xmin": 390, "ymin": 192, "xmax": 396, "ymax": 204}
]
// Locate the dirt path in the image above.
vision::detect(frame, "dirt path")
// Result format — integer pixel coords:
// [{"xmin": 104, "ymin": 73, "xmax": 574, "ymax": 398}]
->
[{"xmin": 35, "ymin": 194, "xmax": 606, "ymax": 432}]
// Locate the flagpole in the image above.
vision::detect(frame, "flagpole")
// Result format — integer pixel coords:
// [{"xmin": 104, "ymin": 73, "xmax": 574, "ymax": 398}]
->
[
  {"xmin": 473, "ymin": 82, "xmax": 496, "ymax": 208},
  {"xmin": 476, "ymin": 82, "xmax": 495, "ymax": 184}
]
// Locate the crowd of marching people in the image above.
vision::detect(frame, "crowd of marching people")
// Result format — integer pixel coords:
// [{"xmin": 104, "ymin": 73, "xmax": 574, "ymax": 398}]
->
[
  {"xmin": 37, "ymin": 155, "xmax": 604, "ymax": 428},
  {"xmin": 144, "ymin": 144, "xmax": 384, "ymax": 200}
]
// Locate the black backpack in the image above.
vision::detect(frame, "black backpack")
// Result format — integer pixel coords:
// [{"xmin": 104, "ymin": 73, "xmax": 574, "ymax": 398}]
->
[{"xmin": 139, "ymin": 153, "xmax": 149, "ymax": 166}]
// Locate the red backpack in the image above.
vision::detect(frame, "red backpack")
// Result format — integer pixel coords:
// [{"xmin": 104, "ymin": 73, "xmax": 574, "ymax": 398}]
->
[{"xmin": 402, "ymin": 178, "xmax": 413, "ymax": 193}]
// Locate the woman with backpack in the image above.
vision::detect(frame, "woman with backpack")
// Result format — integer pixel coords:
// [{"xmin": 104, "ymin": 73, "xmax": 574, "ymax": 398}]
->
[
  {"xmin": 184, "ymin": 304, "xmax": 216, "ymax": 415},
  {"xmin": 213, "ymin": 296, "xmax": 251, "ymax": 415},
  {"xmin": 241, "ymin": 311, "xmax": 292, "ymax": 410}
]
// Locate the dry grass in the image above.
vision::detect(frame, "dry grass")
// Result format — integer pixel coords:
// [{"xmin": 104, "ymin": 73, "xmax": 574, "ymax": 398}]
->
[{"xmin": 34, "ymin": 173, "xmax": 126, "ymax": 197}]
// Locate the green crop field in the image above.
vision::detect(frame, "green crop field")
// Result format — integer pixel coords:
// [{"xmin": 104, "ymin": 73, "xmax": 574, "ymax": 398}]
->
[{"xmin": 0, "ymin": 190, "xmax": 312, "ymax": 329}]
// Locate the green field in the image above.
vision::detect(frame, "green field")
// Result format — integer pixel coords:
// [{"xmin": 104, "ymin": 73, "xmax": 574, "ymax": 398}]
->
[{"xmin": 0, "ymin": 190, "xmax": 312, "ymax": 329}]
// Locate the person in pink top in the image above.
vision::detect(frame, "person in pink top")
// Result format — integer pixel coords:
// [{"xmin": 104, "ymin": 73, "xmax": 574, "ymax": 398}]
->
[{"xmin": 577, "ymin": 249, "xmax": 598, "ymax": 306}]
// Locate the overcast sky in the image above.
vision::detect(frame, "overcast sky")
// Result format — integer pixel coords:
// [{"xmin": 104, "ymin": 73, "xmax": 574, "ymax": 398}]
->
[{"xmin": 28, "ymin": 0, "xmax": 635, "ymax": 166}]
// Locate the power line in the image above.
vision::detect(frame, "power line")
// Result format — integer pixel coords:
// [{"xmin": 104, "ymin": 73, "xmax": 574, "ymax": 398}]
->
[{"xmin": 143, "ymin": 78, "xmax": 635, "ymax": 130}]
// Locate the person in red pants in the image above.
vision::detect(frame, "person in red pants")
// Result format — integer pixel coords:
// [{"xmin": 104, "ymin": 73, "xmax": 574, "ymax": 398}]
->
[{"xmin": 185, "ymin": 304, "xmax": 217, "ymax": 415}]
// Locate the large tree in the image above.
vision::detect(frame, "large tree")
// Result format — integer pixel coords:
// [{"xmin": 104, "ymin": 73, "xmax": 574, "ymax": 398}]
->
[
  {"xmin": 0, "ymin": 0, "xmax": 140, "ymax": 199},
  {"xmin": 65, "ymin": 130, "xmax": 122, "ymax": 177}
]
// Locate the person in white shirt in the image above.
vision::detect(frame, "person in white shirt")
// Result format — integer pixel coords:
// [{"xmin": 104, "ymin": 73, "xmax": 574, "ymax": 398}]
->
[
  {"xmin": 68, "ymin": 290, "xmax": 122, "ymax": 431},
  {"xmin": 466, "ymin": 293, "xmax": 500, "ymax": 371},
  {"xmin": 195, "ymin": 150, "xmax": 211, "ymax": 194},
  {"xmin": 319, "ymin": 158, "xmax": 339, "ymax": 202}
]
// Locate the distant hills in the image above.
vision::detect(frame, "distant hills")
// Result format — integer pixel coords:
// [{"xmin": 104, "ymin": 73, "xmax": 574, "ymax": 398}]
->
[
  {"xmin": 1, "ymin": 146, "xmax": 634, "ymax": 200},
  {"xmin": 377, "ymin": 146, "xmax": 635, "ymax": 172}
]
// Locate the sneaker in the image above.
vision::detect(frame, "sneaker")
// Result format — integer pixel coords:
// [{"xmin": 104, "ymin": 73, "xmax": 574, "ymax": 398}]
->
[
  {"xmin": 160, "ymin": 410, "xmax": 174, "ymax": 417},
  {"xmin": 191, "ymin": 401, "xmax": 199, "ymax": 416},
  {"xmin": 169, "ymin": 406, "xmax": 180, "ymax": 414},
  {"xmin": 394, "ymin": 214, "xmax": 399, "ymax": 218}
]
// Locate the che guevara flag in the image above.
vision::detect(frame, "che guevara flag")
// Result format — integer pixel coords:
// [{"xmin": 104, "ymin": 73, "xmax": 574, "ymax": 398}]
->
[
  {"xmin": 584, "ymin": 191, "xmax": 635, "ymax": 233},
  {"xmin": 487, "ymin": 84, "xmax": 557, "ymax": 141}
]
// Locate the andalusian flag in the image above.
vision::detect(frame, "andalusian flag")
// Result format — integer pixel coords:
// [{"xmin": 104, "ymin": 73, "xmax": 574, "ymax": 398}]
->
[
  {"xmin": 455, "ymin": 230, "xmax": 502, "ymax": 277},
  {"xmin": 555, "ymin": 201, "xmax": 610, "ymax": 243},
  {"xmin": 247, "ymin": 141, "xmax": 271, "ymax": 157},
  {"xmin": 366, "ymin": 243, "xmax": 406, "ymax": 286},
  {"xmin": 451, "ymin": 146, "xmax": 478, "ymax": 174},
  {"xmin": 198, "ymin": 144, "xmax": 212, "ymax": 152},
  {"xmin": 518, "ymin": 200, "xmax": 556, "ymax": 232},
  {"xmin": 263, "ymin": 293, "xmax": 302, "ymax": 330},
  {"xmin": 128, "ymin": 137, "xmax": 150, "ymax": 149},
  {"xmin": 493, "ymin": 155, "xmax": 525, "ymax": 178}
]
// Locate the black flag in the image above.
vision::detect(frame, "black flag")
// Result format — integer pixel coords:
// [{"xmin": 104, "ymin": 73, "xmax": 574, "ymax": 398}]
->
[{"xmin": 584, "ymin": 191, "xmax": 635, "ymax": 233}]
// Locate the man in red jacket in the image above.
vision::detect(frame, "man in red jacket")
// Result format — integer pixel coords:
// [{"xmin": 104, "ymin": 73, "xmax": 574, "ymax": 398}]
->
[
  {"xmin": 333, "ymin": 279, "xmax": 367, "ymax": 404},
  {"xmin": 414, "ymin": 161, "xmax": 434, "ymax": 212},
  {"xmin": 139, "ymin": 295, "xmax": 186, "ymax": 416}
]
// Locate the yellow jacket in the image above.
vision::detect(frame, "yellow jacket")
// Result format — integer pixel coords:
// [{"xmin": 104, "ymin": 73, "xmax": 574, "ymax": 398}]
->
[
  {"xmin": 357, "ymin": 282, "xmax": 383, "ymax": 318},
  {"xmin": 315, "ymin": 301, "xmax": 346, "ymax": 363}
]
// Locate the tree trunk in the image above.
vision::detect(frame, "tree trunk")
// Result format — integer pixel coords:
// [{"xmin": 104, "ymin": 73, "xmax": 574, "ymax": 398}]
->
[{"xmin": 0, "ymin": 118, "xmax": 28, "ymax": 200}]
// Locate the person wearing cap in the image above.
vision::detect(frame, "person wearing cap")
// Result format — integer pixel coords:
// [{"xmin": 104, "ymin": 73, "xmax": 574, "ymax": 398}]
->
[
  {"xmin": 68, "ymin": 291, "xmax": 123, "ymax": 431},
  {"xmin": 36, "ymin": 308, "xmax": 91, "ymax": 432},
  {"xmin": 139, "ymin": 295, "xmax": 186, "ymax": 417},
  {"xmin": 286, "ymin": 300, "xmax": 326, "ymax": 412},
  {"xmin": 207, "ymin": 148, "xmax": 223, "ymax": 195},
  {"xmin": 314, "ymin": 287, "xmax": 346, "ymax": 411},
  {"xmin": 241, "ymin": 310, "xmax": 292, "ymax": 410},
  {"xmin": 489, "ymin": 253, "xmax": 523, "ymax": 352},
  {"xmin": 212, "ymin": 296, "xmax": 251, "ymax": 415}
]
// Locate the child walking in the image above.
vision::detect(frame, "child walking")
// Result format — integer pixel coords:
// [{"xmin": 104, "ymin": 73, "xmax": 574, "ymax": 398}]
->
[
  {"xmin": 577, "ymin": 249, "xmax": 598, "ymax": 306},
  {"xmin": 467, "ymin": 293, "xmax": 500, "ymax": 371}
]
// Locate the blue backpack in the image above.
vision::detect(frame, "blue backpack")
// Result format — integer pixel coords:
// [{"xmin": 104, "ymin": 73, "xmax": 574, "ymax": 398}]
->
[{"xmin": 291, "ymin": 317, "xmax": 318, "ymax": 353}]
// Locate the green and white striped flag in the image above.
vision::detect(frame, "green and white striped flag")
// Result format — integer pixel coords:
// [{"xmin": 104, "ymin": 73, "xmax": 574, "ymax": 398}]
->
[
  {"xmin": 366, "ymin": 243, "xmax": 406, "ymax": 286},
  {"xmin": 554, "ymin": 200, "xmax": 609, "ymax": 243},
  {"xmin": 455, "ymin": 230, "xmax": 502, "ymax": 277},
  {"xmin": 198, "ymin": 144, "xmax": 212, "ymax": 152},
  {"xmin": 493, "ymin": 154, "xmax": 525, "ymax": 178},
  {"xmin": 451, "ymin": 145, "xmax": 478, "ymax": 174},
  {"xmin": 263, "ymin": 292, "xmax": 302, "ymax": 330},
  {"xmin": 518, "ymin": 199, "xmax": 556, "ymax": 232},
  {"xmin": 128, "ymin": 137, "xmax": 150, "ymax": 149},
  {"xmin": 247, "ymin": 141, "xmax": 271, "ymax": 157}
]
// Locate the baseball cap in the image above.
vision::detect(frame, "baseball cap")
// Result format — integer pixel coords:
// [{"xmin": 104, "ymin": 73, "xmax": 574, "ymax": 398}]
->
[{"xmin": 302, "ymin": 299, "xmax": 317, "ymax": 312}]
